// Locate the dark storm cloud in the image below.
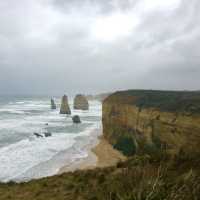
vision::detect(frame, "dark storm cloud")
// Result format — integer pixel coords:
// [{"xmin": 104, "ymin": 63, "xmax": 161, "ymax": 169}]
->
[{"xmin": 0, "ymin": 0, "xmax": 199, "ymax": 95}]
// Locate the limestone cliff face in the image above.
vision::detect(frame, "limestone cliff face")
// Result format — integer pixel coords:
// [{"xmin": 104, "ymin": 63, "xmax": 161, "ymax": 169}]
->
[
  {"xmin": 74, "ymin": 94, "xmax": 89, "ymax": 110},
  {"xmin": 60, "ymin": 95, "xmax": 71, "ymax": 114},
  {"xmin": 103, "ymin": 90, "xmax": 200, "ymax": 156}
]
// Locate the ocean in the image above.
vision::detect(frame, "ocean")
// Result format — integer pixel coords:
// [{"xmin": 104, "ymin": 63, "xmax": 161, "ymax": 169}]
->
[{"xmin": 0, "ymin": 96, "xmax": 102, "ymax": 183}]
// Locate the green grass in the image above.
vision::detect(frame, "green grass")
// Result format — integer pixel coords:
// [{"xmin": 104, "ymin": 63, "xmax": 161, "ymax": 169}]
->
[
  {"xmin": 105, "ymin": 90, "xmax": 200, "ymax": 114},
  {"xmin": 0, "ymin": 152, "xmax": 200, "ymax": 200}
]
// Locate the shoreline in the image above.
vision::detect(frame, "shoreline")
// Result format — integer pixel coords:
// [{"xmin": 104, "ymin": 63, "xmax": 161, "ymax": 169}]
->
[{"xmin": 58, "ymin": 129, "xmax": 126, "ymax": 174}]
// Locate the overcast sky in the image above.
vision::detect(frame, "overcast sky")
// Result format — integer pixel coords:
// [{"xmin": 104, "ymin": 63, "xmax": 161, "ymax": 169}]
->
[{"xmin": 0, "ymin": 0, "xmax": 199, "ymax": 95}]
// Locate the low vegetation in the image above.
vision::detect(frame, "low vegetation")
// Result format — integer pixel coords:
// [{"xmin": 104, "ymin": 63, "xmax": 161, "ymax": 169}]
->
[
  {"xmin": 0, "ymin": 151, "xmax": 200, "ymax": 200},
  {"xmin": 106, "ymin": 90, "xmax": 200, "ymax": 114},
  {"xmin": 114, "ymin": 135, "xmax": 137, "ymax": 156}
]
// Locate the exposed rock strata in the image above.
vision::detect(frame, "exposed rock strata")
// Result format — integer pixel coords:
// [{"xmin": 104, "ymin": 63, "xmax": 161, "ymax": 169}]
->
[
  {"xmin": 60, "ymin": 95, "xmax": 71, "ymax": 114},
  {"xmin": 103, "ymin": 90, "xmax": 200, "ymax": 156},
  {"xmin": 74, "ymin": 94, "xmax": 89, "ymax": 110}
]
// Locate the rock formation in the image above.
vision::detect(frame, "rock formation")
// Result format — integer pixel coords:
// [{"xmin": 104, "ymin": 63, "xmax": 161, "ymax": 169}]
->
[
  {"xmin": 103, "ymin": 90, "xmax": 200, "ymax": 157},
  {"xmin": 51, "ymin": 98, "xmax": 56, "ymax": 109},
  {"xmin": 74, "ymin": 94, "xmax": 89, "ymax": 110},
  {"xmin": 72, "ymin": 115, "xmax": 81, "ymax": 123},
  {"xmin": 44, "ymin": 132, "xmax": 52, "ymax": 137},
  {"xmin": 34, "ymin": 132, "xmax": 43, "ymax": 138},
  {"xmin": 60, "ymin": 95, "xmax": 71, "ymax": 114}
]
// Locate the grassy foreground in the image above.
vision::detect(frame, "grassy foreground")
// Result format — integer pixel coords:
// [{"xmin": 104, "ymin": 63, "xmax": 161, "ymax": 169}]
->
[{"xmin": 0, "ymin": 152, "xmax": 200, "ymax": 200}]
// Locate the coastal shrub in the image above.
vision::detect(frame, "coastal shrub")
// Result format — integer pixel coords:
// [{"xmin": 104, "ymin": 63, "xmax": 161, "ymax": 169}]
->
[
  {"xmin": 114, "ymin": 136, "xmax": 137, "ymax": 156},
  {"xmin": 97, "ymin": 174, "xmax": 106, "ymax": 184},
  {"xmin": 117, "ymin": 155, "xmax": 151, "ymax": 168},
  {"xmin": 152, "ymin": 135, "xmax": 162, "ymax": 149},
  {"xmin": 135, "ymin": 134, "xmax": 169, "ymax": 161},
  {"xmin": 142, "ymin": 143, "xmax": 158, "ymax": 155}
]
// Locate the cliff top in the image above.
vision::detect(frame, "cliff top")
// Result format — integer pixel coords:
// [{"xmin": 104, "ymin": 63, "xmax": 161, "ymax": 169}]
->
[{"xmin": 104, "ymin": 90, "xmax": 200, "ymax": 114}]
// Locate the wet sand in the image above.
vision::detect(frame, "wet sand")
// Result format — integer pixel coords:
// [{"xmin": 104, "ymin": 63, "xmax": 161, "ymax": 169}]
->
[{"xmin": 58, "ymin": 129, "xmax": 126, "ymax": 174}]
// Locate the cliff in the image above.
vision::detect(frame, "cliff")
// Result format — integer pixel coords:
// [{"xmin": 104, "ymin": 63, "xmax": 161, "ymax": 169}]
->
[
  {"xmin": 103, "ymin": 90, "xmax": 200, "ymax": 156},
  {"xmin": 1, "ymin": 91, "xmax": 200, "ymax": 199}
]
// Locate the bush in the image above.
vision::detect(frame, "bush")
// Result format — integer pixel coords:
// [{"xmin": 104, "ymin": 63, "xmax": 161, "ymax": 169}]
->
[{"xmin": 114, "ymin": 136, "xmax": 137, "ymax": 156}]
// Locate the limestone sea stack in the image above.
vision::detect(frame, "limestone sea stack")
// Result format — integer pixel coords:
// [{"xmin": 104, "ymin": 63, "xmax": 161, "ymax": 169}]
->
[
  {"xmin": 60, "ymin": 95, "xmax": 71, "ymax": 114},
  {"xmin": 51, "ymin": 98, "xmax": 56, "ymax": 109},
  {"xmin": 73, "ymin": 94, "xmax": 89, "ymax": 110}
]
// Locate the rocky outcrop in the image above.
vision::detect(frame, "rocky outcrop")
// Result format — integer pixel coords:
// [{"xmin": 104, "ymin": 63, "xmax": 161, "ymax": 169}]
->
[
  {"xmin": 34, "ymin": 132, "xmax": 43, "ymax": 138},
  {"xmin": 103, "ymin": 90, "xmax": 200, "ymax": 157},
  {"xmin": 60, "ymin": 95, "xmax": 71, "ymax": 114},
  {"xmin": 34, "ymin": 132, "xmax": 52, "ymax": 137},
  {"xmin": 51, "ymin": 98, "xmax": 56, "ymax": 109},
  {"xmin": 44, "ymin": 132, "xmax": 52, "ymax": 137},
  {"xmin": 74, "ymin": 94, "xmax": 89, "ymax": 110},
  {"xmin": 72, "ymin": 115, "xmax": 81, "ymax": 123}
]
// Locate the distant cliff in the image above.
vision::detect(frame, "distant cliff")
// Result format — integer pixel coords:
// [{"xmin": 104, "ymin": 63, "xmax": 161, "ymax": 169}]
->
[
  {"xmin": 86, "ymin": 93, "xmax": 111, "ymax": 102},
  {"xmin": 103, "ymin": 90, "xmax": 200, "ymax": 156}
]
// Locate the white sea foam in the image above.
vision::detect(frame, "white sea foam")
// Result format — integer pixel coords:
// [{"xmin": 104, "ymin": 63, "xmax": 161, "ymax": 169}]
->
[
  {"xmin": 0, "ymin": 119, "xmax": 26, "ymax": 129},
  {"xmin": 0, "ymin": 108, "xmax": 26, "ymax": 114},
  {"xmin": 0, "ymin": 134, "xmax": 76, "ymax": 182},
  {"xmin": 0, "ymin": 124, "xmax": 100, "ymax": 182},
  {"xmin": 16, "ymin": 101, "xmax": 25, "ymax": 104},
  {"xmin": 0, "ymin": 98, "xmax": 102, "ymax": 182}
]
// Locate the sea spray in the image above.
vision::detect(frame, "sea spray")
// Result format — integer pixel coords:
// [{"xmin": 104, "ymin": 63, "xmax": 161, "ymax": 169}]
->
[{"xmin": 0, "ymin": 97, "xmax": 101, "ymax": 182}]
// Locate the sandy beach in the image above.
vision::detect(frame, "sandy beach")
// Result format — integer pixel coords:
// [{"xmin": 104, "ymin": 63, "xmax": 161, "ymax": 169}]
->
[{"xmin": 59, "ymin": 129, "xmax": 126, "ymax": 174}]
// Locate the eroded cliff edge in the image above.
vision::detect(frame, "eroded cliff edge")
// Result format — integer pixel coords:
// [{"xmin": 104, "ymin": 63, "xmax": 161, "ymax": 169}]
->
[{"xmin": 103, "ymin": 90, "xmax": 200, "ymax": 156}]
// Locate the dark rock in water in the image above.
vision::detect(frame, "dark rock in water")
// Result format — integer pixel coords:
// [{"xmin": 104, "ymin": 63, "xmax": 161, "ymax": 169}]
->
[
  {"xmin": 45, "ymin": 123, "xmax": 48, "ymax": 126},
  {"xmin": 44, "ymin": 132, "xmax": 52, "ymax": 137},
  {"xmin": 72, "ymin": 115, "xmax": 81, "ymax": 123},
  {"xmin": 34, "ymin": 132, "xmax": 43, "ymax": 138},
  {"xmin": 51, "ymin": 98, "xmax": 56, "ymax": 109},
  {"xmin": 60, "ymin": 95, "xmax": 71, "ymax": 114},
  {"xmin": 74, "ymin": 94, "xmax": 89, "ymax": 110}
]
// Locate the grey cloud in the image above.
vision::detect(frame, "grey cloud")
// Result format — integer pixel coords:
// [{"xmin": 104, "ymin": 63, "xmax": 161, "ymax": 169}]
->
[{"xmin": 0, "ymin": 0, "xmax": 199, "ymax": 95}]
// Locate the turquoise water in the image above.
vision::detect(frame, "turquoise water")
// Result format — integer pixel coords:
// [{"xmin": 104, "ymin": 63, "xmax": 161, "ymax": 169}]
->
[{"xmin": 0, "ymin": 96, "xmax": 102, "ymax": 182}]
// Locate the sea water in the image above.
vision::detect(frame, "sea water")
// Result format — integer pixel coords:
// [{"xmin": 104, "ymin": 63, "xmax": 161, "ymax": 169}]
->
[{"xmin": 0, "ymin": 96, "xmax": 102, "ymax": 182}]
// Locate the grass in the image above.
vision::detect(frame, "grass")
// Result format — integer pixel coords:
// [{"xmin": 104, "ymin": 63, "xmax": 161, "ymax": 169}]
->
[
  {"xmin": 105, "ymin": 90, "xmax": 200, "ymax": 114},
  {"xmin": 0, "ymin": 152, "xmax": 200, "ymax": 200}
]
